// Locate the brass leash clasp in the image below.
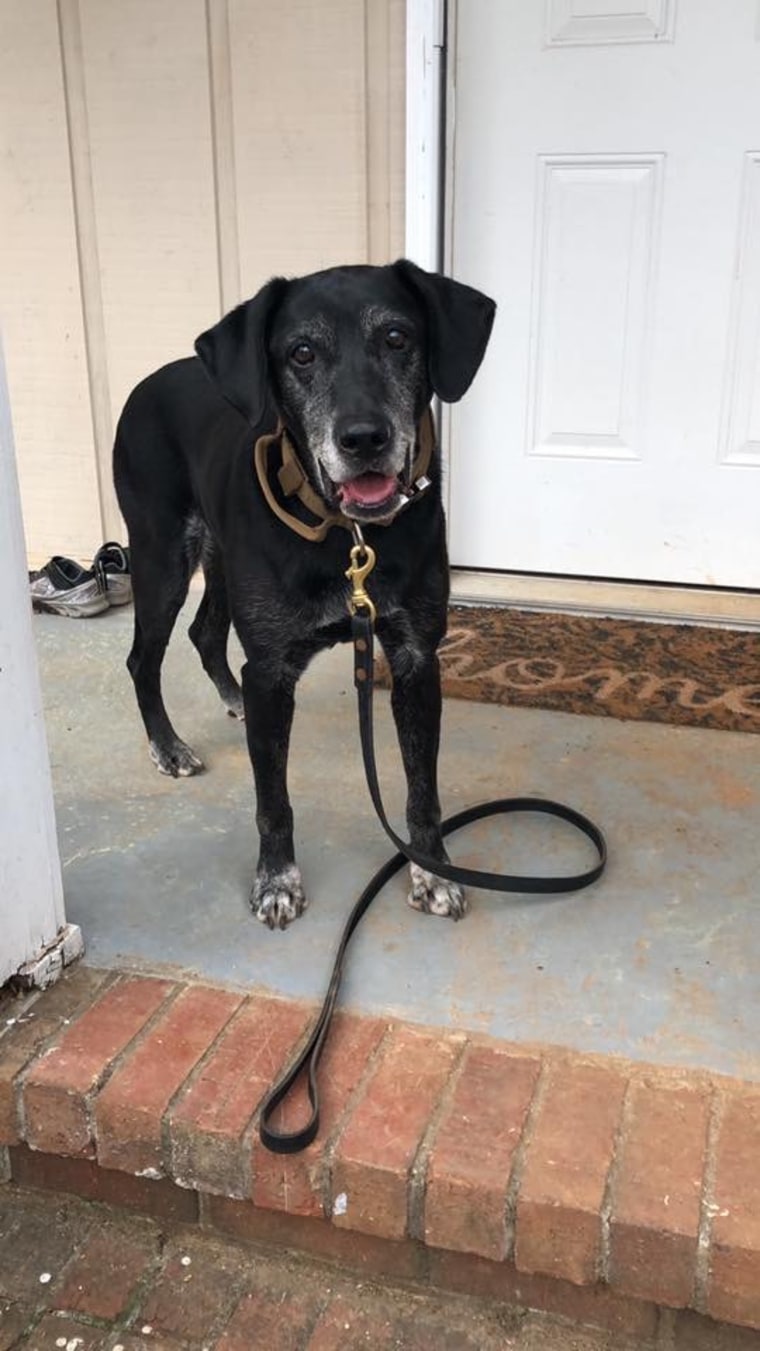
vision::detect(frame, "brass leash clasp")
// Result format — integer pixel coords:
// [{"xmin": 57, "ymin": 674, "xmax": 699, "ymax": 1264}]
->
[{"xmin": 345, "ymin": 526, "xmax": 377, "ymax": 623}]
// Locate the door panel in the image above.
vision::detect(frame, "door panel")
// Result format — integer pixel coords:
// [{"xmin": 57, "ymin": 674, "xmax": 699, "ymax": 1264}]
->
[{"xmin": 449, "ymin": 0, "xmax": 760, "ymax": 586}]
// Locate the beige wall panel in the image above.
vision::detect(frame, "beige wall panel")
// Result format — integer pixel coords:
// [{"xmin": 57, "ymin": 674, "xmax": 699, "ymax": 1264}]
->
[
  {"xmin": 229, "ymin": 0, "xmax": 368, "ymax": 294},
  {"xmin": 79, "ymin": 0, "xmax": 220, "ymax": 424},
  {"xmin": 0, "ymin": 0, "xmax": 100, "ymax": 567}
]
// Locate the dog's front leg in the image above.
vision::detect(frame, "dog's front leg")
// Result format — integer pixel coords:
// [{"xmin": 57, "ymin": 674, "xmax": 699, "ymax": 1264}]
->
[
  {"xmin": 384, "ymin": 638, "xmax": 468, "ymax": 920},
  {"xmin": 241, "ymin": 661, "xmax": 306, "ymax": 929}
]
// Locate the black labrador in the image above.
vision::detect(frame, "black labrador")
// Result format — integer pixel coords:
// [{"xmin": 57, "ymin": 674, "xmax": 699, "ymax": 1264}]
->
[{"xmin": 113, "ymin": 260, "xmax": 495, "ymax": 928}]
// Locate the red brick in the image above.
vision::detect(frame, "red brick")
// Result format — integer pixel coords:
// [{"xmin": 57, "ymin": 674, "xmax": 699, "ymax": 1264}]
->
[
  {"xmin": 708, "ymin": 1089, "xmax": 760, "ymax": 1329},
  {"xmin": 0, "ymin": 1298, "xmax": 34, "ymax": 1350},
  {"xmin": 9, "ymin": 1145, "xmax": 198, "ymax": 1225},
  {"xmin": 216, "ymin": 1286, "xmax": 322, "ymax": 1351},
  {"xmin": 306, "ymin": 1292, "xmax": 510, "ymax": 1351},
  {"xmin": 428, "ymin": 1249, "xmax": 659, "ymax": 1341},
  {"xmin": 95, "ymin": 984, "xmax": 242, "ymax": 1176},
  {"xmin": 306, "ymin": 1294, "xmax": 396, "ymax": 1350},
  {"xmin": 609, "ymin": 1078, "xmax": 709, "ymax": 1307},
  {"xmin": 138, "ymin": 1235, "xmax": 246, "ymax": 1341},
  {"xmin": 55, "ymin": 1219, "xmax": 158, "ymax": 1319},
  {"xmin": 0, "ymin": 968, "xmax": 108, "ymax": 1144},
  {"xmin": 515, "ymin": 1061, "xmax": 627, "ymax": 1285},
  {"xmin": 425, "ymin": 1045, "xmax": 540, "ymax": 1260},
  {"xmin": 22, "ymin": 977, "xmax": 173, "ymax": 1157},
  {"xmin": 167, "ymin": 995, "xmax": 311, "ymax": 1196},
  {"xmin": 19, "ymin": 1313, "xmax": 109, "ymax": 1348},
  {"xmin": 251, "ymin": 1012, "xmax": 386, "ymax": 1217},
  {"xmin": 202, "ymin": 1193, "xmax": 429, "ymax": 1285},
  {"xmin": 330, "ymin": 1026, "xmax": 462, "ymax": 1241},
  {"xmin": 0, "ymin": 1185, "xmax": 93, "ymax": 1303},
  {"xmin": 673, "ymin": 1309, "xmax": 760, "ymax": 1350}
]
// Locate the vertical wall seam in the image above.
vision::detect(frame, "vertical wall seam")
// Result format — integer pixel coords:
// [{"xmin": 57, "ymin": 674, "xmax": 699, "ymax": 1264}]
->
[
  {"xmin": 205, "ymin": 0, "xmax": 241, "ymax": 314},
  {"xmin": 56, "ymin": 0, "xmax": 119, "ymax": 543}
]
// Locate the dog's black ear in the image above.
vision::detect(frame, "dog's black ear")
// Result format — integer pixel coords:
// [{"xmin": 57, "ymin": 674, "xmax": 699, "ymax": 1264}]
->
[
  {"xmin": 394, "ymin": 259, "xmax": 496, "ymax": 403},
  {"xmin": 194, "ymin": 277, "xmax": 288, "ymax": 427}
]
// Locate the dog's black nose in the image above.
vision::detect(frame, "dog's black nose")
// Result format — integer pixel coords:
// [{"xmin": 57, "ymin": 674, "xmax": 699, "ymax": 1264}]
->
[{"xmin": 336, "ymin": 417, "xmax": 392, "ymax": 456}]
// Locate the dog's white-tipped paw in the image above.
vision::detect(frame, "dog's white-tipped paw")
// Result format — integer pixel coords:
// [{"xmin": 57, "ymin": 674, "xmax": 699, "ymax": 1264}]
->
[
  {"xmin": 250, "ymin": 865, "xmax": 308, "ymax": 929},
  {"xmin": 407, "ymin": 863, "xmax": 469, "ymax": 920},
  {"xmin": 149, "ymin": 737, "xmax": 205, "ymax": 777}
]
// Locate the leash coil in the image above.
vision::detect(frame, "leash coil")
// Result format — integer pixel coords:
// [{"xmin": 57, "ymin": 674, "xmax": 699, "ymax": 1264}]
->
[{"xmin": 259, "ymin": 542, "xmax": 607, "ymax": 1154}]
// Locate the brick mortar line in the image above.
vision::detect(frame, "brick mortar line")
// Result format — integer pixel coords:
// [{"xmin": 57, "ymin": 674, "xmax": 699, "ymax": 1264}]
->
[
  {"xmin": 598, "ymin": 1072, "xmax": 635, "ymax": 1285},
  {"xmin": 85, "ymin": 979, "xmax": 185, "ymax": 1155},
  {"xmin": 654, "ymin": 1306, "xmax": 677, "ymax": 1351},
  {"xmin": 40, "ymin": 1196, "xmax": 100, "ymax": 1322},
  {"xmin": 320, "ymin": 1020, "xmax": 398, "ymax": 1220},
  {"xmin": 13, "ymin": 969, "xmax": 122, "ymax": 1141},
  {"xmin": 112, "ymin": 1230, "xmax": 170, "ymax": 1341},
  {"xmin": 503, "ymin": 1052, "xmax": 549, "ymax": 1261},
  {"xmin": 407, "ymin": 1033, "xmax": 469, "ymax": 1243},
  {"xmin": 694, "ymin": 1082, "xmax": 724, "ymax": 1314},
  {"xmin": 181, "ymin": 1231, "xmax": 251, "ymax": 1351},
  {"xmin": 158, "ymin": 988, "xmax": 249, "ymax": 1178}
]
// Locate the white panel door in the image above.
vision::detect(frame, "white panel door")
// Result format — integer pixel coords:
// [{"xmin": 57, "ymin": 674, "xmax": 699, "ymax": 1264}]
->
[{"xmin": 449, "ymin": 0, "xmax": 760, "ymax": 586}]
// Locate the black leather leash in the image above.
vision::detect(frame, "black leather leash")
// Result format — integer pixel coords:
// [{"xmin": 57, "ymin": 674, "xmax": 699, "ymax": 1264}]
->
[{"xmin": 259, "ymin": 539, "xmax": 607, "ymax": 1154}]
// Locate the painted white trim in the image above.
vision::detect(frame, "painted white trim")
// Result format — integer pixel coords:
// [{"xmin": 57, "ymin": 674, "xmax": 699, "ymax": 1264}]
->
[
  {"xmin": 0, "ymin": 334, "xmax": 68, "ymax": 985},
  {"xmin": 450, "ymin": 569, "xmax": 760, "ymax": 630},
  {"xmin": 57, "ymin": 0, "xmax": 121, "ymax": 543},
  {"xmin": 405, "ymin": 0, "xmax": 445, "ymax": 269}
]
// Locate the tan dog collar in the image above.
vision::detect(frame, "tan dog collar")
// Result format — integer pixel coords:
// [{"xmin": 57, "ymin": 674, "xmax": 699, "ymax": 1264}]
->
[{"xmin": 253, "ymin": 408, "xmax": 435, "ymax": 543}]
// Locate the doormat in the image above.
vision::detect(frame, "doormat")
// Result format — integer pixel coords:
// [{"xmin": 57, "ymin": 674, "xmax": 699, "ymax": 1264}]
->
[{"xmin": 435, "ymin": 606, "xmax": 760, "ymax": 734}]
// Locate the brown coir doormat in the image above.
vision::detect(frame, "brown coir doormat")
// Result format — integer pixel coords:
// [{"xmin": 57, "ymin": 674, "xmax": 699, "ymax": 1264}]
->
[{"xmin": 435, "ymin": 606, "xmax": 760, "ymax": 734}]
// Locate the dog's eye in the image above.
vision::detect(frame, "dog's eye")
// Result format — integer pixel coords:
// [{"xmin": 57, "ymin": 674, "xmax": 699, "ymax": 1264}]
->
[
  {"xmin": 385, "ymin": 327, "xmax": 408, "ymax": 351},
  {"xmin": 290, "ymin": 341, "xmax": 315, "ymax": 367}
]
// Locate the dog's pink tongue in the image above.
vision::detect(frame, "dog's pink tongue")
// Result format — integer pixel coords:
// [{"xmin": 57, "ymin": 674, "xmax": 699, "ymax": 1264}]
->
[{"xmin": 339, "ymin": 473, "xmax": 397, "ymax": 507}]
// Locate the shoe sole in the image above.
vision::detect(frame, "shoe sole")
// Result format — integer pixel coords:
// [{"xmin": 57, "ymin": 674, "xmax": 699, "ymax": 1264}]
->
[{"xmin": 33, "ymin": 595, "xmax": 110, "ymax": 618}]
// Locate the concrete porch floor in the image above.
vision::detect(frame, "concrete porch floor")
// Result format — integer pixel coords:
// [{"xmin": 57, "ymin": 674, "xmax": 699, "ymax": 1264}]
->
[{"xmin": 34, "ymin": 603, "xmax": 760, "ymax": 1081}]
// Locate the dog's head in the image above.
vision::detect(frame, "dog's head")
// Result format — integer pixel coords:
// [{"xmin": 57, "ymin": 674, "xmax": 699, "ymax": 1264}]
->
[{"xmin": 195, "ymin": 260, "xmax": 495, "ymax": 524}]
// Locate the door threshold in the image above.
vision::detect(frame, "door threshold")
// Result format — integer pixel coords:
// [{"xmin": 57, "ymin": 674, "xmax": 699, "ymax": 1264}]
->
[{"xmin": 450, "ymin": 570, "xmax": 760, "ymax": 631}]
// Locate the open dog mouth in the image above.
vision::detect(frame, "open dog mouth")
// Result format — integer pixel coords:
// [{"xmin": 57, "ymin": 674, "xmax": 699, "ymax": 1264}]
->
[{"xmin": 336, "ymin": 471, "xmax": 400, "ymax": 511}]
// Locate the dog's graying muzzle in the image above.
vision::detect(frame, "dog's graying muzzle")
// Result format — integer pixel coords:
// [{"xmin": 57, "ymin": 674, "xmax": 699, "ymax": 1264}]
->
[
  {"xmin": 259, "ymin": 537, "xmax": 607, "ymax": 1155},
  {"xmin": 252, "ymin": 408, "xmax": 436, "ymax": 543}
]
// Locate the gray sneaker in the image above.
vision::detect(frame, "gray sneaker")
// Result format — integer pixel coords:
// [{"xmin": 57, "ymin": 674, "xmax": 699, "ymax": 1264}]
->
[
  {"xmin": 29, "ymin": 556, "xmax": 109, "ymax": 617},
  {"xmin": 92, "ymin": 541, "xmax": 132, "ymax": 606}
]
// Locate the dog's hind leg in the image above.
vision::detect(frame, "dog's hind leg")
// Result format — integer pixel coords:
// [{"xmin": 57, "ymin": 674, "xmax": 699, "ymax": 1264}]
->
[
  {"xmin": 188, "ymin": 541, "xmax": 244, "ymax": 720},
  {"xmin": 126, "ymin": 523, "xmax": 204, "ymax": 777}
]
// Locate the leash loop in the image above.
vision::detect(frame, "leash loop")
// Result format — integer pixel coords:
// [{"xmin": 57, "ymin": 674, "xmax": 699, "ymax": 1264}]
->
[{"xmin": 259, "ymin": 547, "xmax": 607, "ymax": 1154}]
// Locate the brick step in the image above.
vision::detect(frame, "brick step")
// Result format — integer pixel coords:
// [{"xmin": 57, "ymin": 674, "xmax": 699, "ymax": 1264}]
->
[{"xmin": 1, "ymin": 966, "xmax": 759, "ymax": 1342}]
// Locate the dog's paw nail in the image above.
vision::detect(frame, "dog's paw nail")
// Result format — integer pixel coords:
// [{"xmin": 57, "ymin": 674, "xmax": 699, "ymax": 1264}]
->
[
  {"xmin": 149, "ymin": 739, "xmax": 205, "ymax": 777},
  {"xmin": 250, "ymin": 866, "xmax": 307, "ymax": 929},
  {"xmin": 223, "ymin": 693, "xmax": 245, "ymax": 720},
  {"xmin": 407, "ymin": 864, "xmax": 468, "ymax": 920}
]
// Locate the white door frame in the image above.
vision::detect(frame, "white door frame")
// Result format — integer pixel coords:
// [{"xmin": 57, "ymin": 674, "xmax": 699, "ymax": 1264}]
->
[
  {"xmin": 404, "ymin": 0, "xmax": 445, "ymax": 273},
  {"xmin": 404, "ymin": 0, "xmax": 760, "ymax": 625},
  {"xmin": 0, "ymin": 336, "xmax": 82, "ymax": 987}
]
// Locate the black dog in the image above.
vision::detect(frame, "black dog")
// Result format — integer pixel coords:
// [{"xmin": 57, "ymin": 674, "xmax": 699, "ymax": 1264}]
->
[{"xmin": 113, "ymin": 260, "xmax": 495, "ymax": 928}]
